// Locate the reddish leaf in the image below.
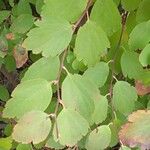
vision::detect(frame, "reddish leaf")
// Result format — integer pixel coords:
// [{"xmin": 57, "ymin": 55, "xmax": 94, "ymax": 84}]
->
[
  {"xmin": 13, "ymin": 45, "xmax": 28, "ymax": 68},
  {"xmin": 119, "ymin": 110, "xmax": 150, "ymax": 150},
  {"xmin": 135, "ymin": 80, "xmax": 150, "ymax": 96}
]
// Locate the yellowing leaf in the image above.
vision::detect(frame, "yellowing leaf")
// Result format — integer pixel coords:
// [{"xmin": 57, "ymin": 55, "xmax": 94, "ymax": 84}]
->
[
  {"xmin": 12, "ymin": 111, "xmax": 51, "ymax": 144},
  {"xmin": 135, "ymin": 80, "xmax": 150, "ymax": 96}
]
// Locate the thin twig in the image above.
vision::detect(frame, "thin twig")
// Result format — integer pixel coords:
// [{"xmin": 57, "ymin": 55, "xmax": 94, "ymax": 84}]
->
[
  {"xmin": 53, "ymin": 0, "xmax": 93, "ymax": 139},
  {"xmin": 109, "ymin": 11, "xmax": 128, "ymax": 104}
]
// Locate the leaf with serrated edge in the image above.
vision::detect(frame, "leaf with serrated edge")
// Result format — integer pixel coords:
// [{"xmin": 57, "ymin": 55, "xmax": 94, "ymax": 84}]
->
[
  {"xmin": 75, "ymin": 21, "xmax": 110, "ymax": 66},
  {"xmin": 3, "ymin": 79, "xmax": 52, "ymax": 119},
  {"xmin": 23, "ymin": 18, "xmax": 72, "ymax": 57},
  {"xmin": 53, "ymin": 109, "xmax": 89, "ymax": 146},
  {"xmin": 12, "ymin": 111, "xmax": 51, "ymax": 144},
  {"xmin": 119, "ymin": 110, "xmax": 150, "ymax": 149}
]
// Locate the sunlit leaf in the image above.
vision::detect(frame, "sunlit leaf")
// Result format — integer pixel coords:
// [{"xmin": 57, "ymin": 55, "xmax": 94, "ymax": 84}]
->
[
  {"xmin": 3, "ymin": 79, "xmax": 52, "ymax": 119},
  {"xmin": 0, "ymin": 137, "xmax": 12, "ymax": 150},
  {"xmin": 23, "ymin": 18, "xmax": 72, "ymax": 57},
  {"xmin": 12, "ymin": 111, "xmax": 51, "ymax": 144}
]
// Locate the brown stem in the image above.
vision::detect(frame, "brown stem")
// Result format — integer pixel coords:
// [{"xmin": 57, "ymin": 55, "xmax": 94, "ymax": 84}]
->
[{"xmin": 54, "ymin": 0, "xmax": 93, "ymax": 139}]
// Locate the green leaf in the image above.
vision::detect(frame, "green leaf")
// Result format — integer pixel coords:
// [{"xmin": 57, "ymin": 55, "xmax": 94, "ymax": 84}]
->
[
  {"xmin": 91, "ymin": 96, "xmax": 108, "ymax": 125},
  {"xmin": 75, "ymin": 21, "xmax": 110, "ymax": 66},
  {"xmin": 0, "ymin": 10, "xmax": 10, "ymax": 24},
  {"xmin": 36, "ymin": 0, "xmax": 44, "ymax": 14},
  {"xmin": 4, "ymin": 55, "xmax": 16, "ymax": 72},
  {"xmin": 129, "ymin": 20, "xmax": 150, "ymax": 51},
  {"xmin": 0, "ymin": 137, "xmax": 12, "ymax": 150},
  {"xmin": 16, "ymin": 144, "xmax": 32, "ymax": 150},
  {"xmin": 121, "ymin": 0, "xmax": 142, "ymax": 11},
  {"xmin": 3, "ymin": 79, "xmax": 52, "ymax": 119},
  {"xmin": 45, "ymin": 136, "xmax": 65, "ymax": 150},
  {"xmin": 10, "ymin": 14, "xmax": 34, "ymax": 34},
  {"xmin": 113, "ymin": 81, "xmax": 138, "ymax": 115},
  {"xmin": 0, "ymin": 85, "xmax": 9, "ymax": 101},
  {"xmin": 136, "ymin": 0, "xmax": 150, "ymax": 23},
  {"xmin": 91, "ymin": 0, "xmax": 121, "ymax": 36},
  {"xmin": 17, "ymin": 0, "xmax": 32, "ymax": 16},
  {"xmin": 53, "ymin": 108, "xmax": 89, "ymax": 146},
  {"xmin": 22, "ymin": 56, "xmax": 60, "ymax": 81},
  {"xmin": 83, "ymin": 62, "xmax": 109, "ymax": 87},
  {"xmin": 23, "ymin": 18, "xmax": 72, "ymax": 57},
  {"xmin": 126, "ymin": 12, "xmax": 137, "ymax": 34},
  {"xmin": 121, "ymin": 51, "xmax": 143, "ymax": 79},
  {"xmin": 119, "ymin": 110, "xmax": 150, "ymax": 149},
  {"xmin": 41, "ymin": 0, "xmax": 87, "ymax": 23},
  {"xmin": 12, "ymin": 111, "xmax": 51, "ymax": 144},
  {"xmin": 139, "ymin": 43, "xmax": 150, "ymax": 66},
  {"xmin": 85, "ymin": 125, "xmax": 111, "ymax": 150},
  {"xmin": 62, "ymin": 74, "xmax": 100, "ymax": 122}
]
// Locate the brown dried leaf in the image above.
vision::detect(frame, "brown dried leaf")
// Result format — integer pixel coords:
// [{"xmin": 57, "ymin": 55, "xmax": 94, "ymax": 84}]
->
[
  {"xmin": 135, "ymin": 80, "xmax": 150, "ymax": 96},
  {"xmin": 119, "ymin": 110, "xmax": 150, "ymax": 150},
  {"xmin": 13, "ymin": 45, "xmax": 28, "ymax": 68}
]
